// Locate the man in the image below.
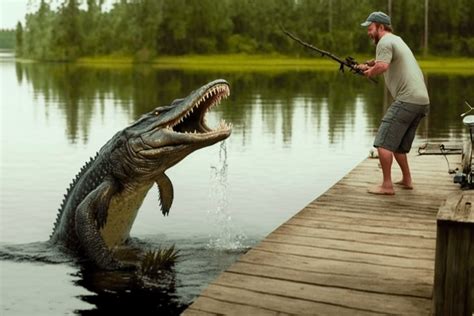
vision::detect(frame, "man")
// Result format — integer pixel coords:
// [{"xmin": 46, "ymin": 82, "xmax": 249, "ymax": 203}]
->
[{"xmin": 358, "ymin": 11, "xmax": 430, "ymax": 195}]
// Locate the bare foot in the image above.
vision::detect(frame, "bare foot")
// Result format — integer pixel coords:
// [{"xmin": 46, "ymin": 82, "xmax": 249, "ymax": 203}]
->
[
  {"xmin": 394, "ymin": 180, "xmax": 413, "ymax": 190},
  {"xmin": 367, "ymin": 186, "xmax": 395, "ymax": 195}
]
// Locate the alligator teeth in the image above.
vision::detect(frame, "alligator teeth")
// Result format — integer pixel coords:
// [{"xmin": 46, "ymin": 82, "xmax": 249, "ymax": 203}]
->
[
  {"xmin": 215, "ymin": 119, "xmax": 232, "ymax": 131},
  {"xmin": 166, "ymin": 84, "xmax": 231, "ymax": 133}
]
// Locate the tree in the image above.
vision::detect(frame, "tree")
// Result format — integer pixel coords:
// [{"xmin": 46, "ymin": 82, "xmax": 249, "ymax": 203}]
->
[
  {"xmin": 14, "ymin": 0, "xmax": 474, "ymax": 59},
  {"xmin": 424, "ymin": 0, "xmax": 429, "ymax": 56},
  {"xmin": 22, "ymin": 0, "xmax": 54, "ymax": 59},
  {"xmin": 52, "ymin": 0, "xmax": 83, "ymax": 60},
  {"xmin": 157, "ymin": 0, "xmax": 190, "ymax": 54},
  {"xmin": 16, "ymin": 23, "xmax": 24, "ymax": 54},
  {"xmin": 81, "ymin": 0, "xmax": 104, "ymax": 55},
  {"xmin": 0, "ymin": 29, "xmax": 16, "ymax": 49},
  {"xmin": 131, "ymin": 0, "xmax": 164, "ymax": 60}
]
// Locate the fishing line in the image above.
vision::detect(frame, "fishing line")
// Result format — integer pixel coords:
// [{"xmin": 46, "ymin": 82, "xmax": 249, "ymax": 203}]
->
[{"xmin": 440, "ymin": 144, "xmax": 457, "ymax": 174}]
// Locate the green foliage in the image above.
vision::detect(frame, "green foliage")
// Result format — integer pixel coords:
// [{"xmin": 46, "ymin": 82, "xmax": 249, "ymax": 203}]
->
[
  {"xmin": 0, "ymin": 29, "xmax": 16, "ymax": 49},
  {"xmin": 462, "ymin": 38, "xmax": 474, "ymax": 56},
  {"xmin": 15, "ymin": 23, "xmax": 23, "ymax": 54},
  {"xmin": 140, "ymin": 245, "xmax": 180, "ymax": 276},
  {"xmin": 16, "ymin": 0, "xmax": 474, "ymax": 61},
  {"xmin": 53, "ymin": 0, "xmax": 83, "ymax": 60},
  {"xmin": 134, "ymin": 48, "xmax": 156, "ymax": 63},
  {"xmin": 22, "ymin": 0, "xmax": 55, "ymax": 60},
  {"xmin": 227, "ymin": 35, "xmax": 258, "ymax": 54}
]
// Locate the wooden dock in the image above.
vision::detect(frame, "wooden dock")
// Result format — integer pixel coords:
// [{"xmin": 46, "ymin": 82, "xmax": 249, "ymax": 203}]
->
[{"xmin": 183, "ymin": 153, "xmax": 460, "ymax": 315}]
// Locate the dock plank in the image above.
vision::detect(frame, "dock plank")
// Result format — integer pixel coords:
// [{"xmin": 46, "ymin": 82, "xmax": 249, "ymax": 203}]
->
[
  {"xmin": 238, "ymin": 249, "xmax": 434, "ymax": 282},
  {"xmin": 212, "ymin": 272, "xmax": 431, "ymax": 315},
  {"xmin": 254, "ymin": 240, "xmax": 434, "ymax": 269},
  {"xmin": 183, "ymin": 154, "xmax": 460, "ymax": 315},
  {"xmin": 265, "ymin": 232, "xmax": 435, "ymax": 259},
  {"xmin": 294, "ymin": 213, "xmax": 435, "ymax": 231},
  {"xmin": 275, "ymin": 224, "xmax": 435, "ymax": 249},
  {"xmin": 197, "ymin": 285, "xmax": 384, "ymax": 316},
  {"xmin": 226, "ymin": 262, "xmax": 432, "ymax": 298},
  {"xmin": 297, "ymin": 207, "xmax": 436, "ymax": 224},
  {"xmin": 286, "ymin": 217, "xmax": 436, "ymax": 238}
]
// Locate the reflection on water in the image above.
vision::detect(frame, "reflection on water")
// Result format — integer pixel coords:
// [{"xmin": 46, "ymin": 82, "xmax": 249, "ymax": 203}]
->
[
  {"xmin": 1, "ymin": 57, "xmax": 474, "ymax": 315},
  {"xmin": 15, "ymin": 62, "xmax": 387, "ymax": 145},
  {"xmin": 75, "ymin": 262, "xmax": 182, "ymax": 315},
  {"xmin": 12, "ymin": 62, "xmax": 474, "ymax": 144}
]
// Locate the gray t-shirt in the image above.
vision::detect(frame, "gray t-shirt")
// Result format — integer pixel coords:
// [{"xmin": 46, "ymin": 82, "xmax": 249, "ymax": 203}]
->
[{"xmin": 376, "ymin": 33, "xmax": 430, "ymax": 105}]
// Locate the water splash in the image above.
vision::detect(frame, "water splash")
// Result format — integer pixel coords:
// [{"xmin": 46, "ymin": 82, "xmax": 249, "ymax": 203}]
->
[{"xmin": 206, "ymin": 141, "xmax": 247, "ymax": 250}]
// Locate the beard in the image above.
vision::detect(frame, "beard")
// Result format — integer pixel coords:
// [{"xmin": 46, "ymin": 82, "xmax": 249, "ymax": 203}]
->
[{"xmin": 369, "ymin": 32, "xmax": 381, "ymax": 45}]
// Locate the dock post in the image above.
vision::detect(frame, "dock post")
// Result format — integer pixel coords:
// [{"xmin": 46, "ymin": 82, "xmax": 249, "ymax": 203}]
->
[{"xmin": 433, "ymin": 191, "xmax": 474, "ymax": 316}]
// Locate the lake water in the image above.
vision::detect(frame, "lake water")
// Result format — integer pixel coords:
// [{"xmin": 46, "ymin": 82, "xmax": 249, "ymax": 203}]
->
[{"xmin": 1, "ymin": 51, "xmax": 473, "ymax": 315}]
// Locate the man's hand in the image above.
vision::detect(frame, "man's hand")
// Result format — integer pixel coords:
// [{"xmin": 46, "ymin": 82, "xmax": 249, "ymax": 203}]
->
[
  {"xmin": 363, "ymin": 61, "xmax": 389, "ymax": 78},
  {"xmin": 356, "ymin": 64, "xmax": 370, "ymax": 71},
  {"xmin": 365, "ymin": 59, "xmax": 375, "ymax": 67},
  {"xmin": 356, "ymin": 59, "xmax": 375, "ymax": 72}
]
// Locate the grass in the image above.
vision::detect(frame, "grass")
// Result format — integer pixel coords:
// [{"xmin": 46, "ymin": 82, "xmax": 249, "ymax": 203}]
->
[
  {"xmin": 77, "ymin": 54, "xmax": 338, "ymax": 72},
  {"xmin": 75, "ymin": 54, "xmax": 474, "ymax": 74},
  {"xmin": 417, "ymin": 57, "xmax": 474, "ymax": 74},
  {"xmin": 140, "ymin": 245, "xmax": 180, "ymax": 277}
]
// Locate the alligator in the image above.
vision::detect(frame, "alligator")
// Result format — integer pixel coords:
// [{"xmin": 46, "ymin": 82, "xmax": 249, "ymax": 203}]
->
[{"xmin": 49, "ymin": 79, "xmax": 232, "ymax": 269}]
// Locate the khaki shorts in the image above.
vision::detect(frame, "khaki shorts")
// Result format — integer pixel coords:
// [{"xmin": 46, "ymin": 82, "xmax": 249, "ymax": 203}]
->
[{"xmin": 374, "ymin": 100, "xmax": 429, "ymax": 153}]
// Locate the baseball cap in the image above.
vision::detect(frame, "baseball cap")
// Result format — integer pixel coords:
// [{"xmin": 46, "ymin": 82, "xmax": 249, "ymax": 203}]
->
[{"xmin": 361, "ymin": 11, "xmax": 391, "ymax": 26}]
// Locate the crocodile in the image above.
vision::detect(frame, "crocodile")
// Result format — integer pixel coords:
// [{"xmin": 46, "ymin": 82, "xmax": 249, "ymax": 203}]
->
[{"xmin": 49, "ymin": 79, "xmax": 232, "ymax": 269}]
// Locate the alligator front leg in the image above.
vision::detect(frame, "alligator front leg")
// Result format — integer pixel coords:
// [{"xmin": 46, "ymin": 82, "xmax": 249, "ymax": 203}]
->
[
  {"xmin": 75, "ymin": 180, "xmax": 127, "ymax": 270},
  {"xmin": 156, "ymin": 173, "xmax": 174, "ymax": 216}
]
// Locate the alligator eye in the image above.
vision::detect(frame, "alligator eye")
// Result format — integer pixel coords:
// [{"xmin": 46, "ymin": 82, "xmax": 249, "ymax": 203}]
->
[{"xmin": 154, "ymin": 111, "xmax": 159, "ymax": 116}]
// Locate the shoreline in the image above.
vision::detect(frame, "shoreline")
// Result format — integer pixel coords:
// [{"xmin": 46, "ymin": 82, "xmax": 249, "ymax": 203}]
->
[{"xmin": 11, "ymin": 53, "xmax": 474, "ymax": 74}]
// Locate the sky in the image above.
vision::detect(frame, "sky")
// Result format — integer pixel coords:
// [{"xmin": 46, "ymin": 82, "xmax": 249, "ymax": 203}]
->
[
  {"xmin": 0, "ymin": 0, "xmax": 116, "ymax": 29},
  {"xmin": 1, "ymin": 0, "xmax": 29, "ymax": 29}
]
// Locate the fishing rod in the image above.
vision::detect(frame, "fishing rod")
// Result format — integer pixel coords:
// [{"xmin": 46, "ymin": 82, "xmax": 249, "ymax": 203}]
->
[{"xmin": 281, "ymin": 26, "xmax": 378, "ymax": 84}]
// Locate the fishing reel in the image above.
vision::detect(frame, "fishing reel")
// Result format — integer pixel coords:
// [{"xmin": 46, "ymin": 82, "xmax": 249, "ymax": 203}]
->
[
  {"xmin": 453, "ymin": 167, "xmax": 474, "ymax": 188},
  {"xmin": 345, "ymin": 56, "xmax": 358, "ymax": 67},
  {"xmin": 339, "ymin": 56, "xmax": 359, "ymax": 74},
  {"xmin": 453, "ymin": 172, "xmax": 472, "ymax": 187}
]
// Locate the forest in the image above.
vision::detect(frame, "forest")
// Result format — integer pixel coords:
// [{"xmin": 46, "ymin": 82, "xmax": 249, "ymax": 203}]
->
[
  {"xmin": 13, "ymin": 0, "xmax": 474, "ymax": 61},
  {"xmin": 0, "ymin": 30, "xmax": 15, "ymax": 49}
]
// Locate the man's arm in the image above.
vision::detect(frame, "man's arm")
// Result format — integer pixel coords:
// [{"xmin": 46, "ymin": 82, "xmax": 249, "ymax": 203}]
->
[{"xmin": 364, "ymin": 61, "xmax": 389, "ymax": 77}]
